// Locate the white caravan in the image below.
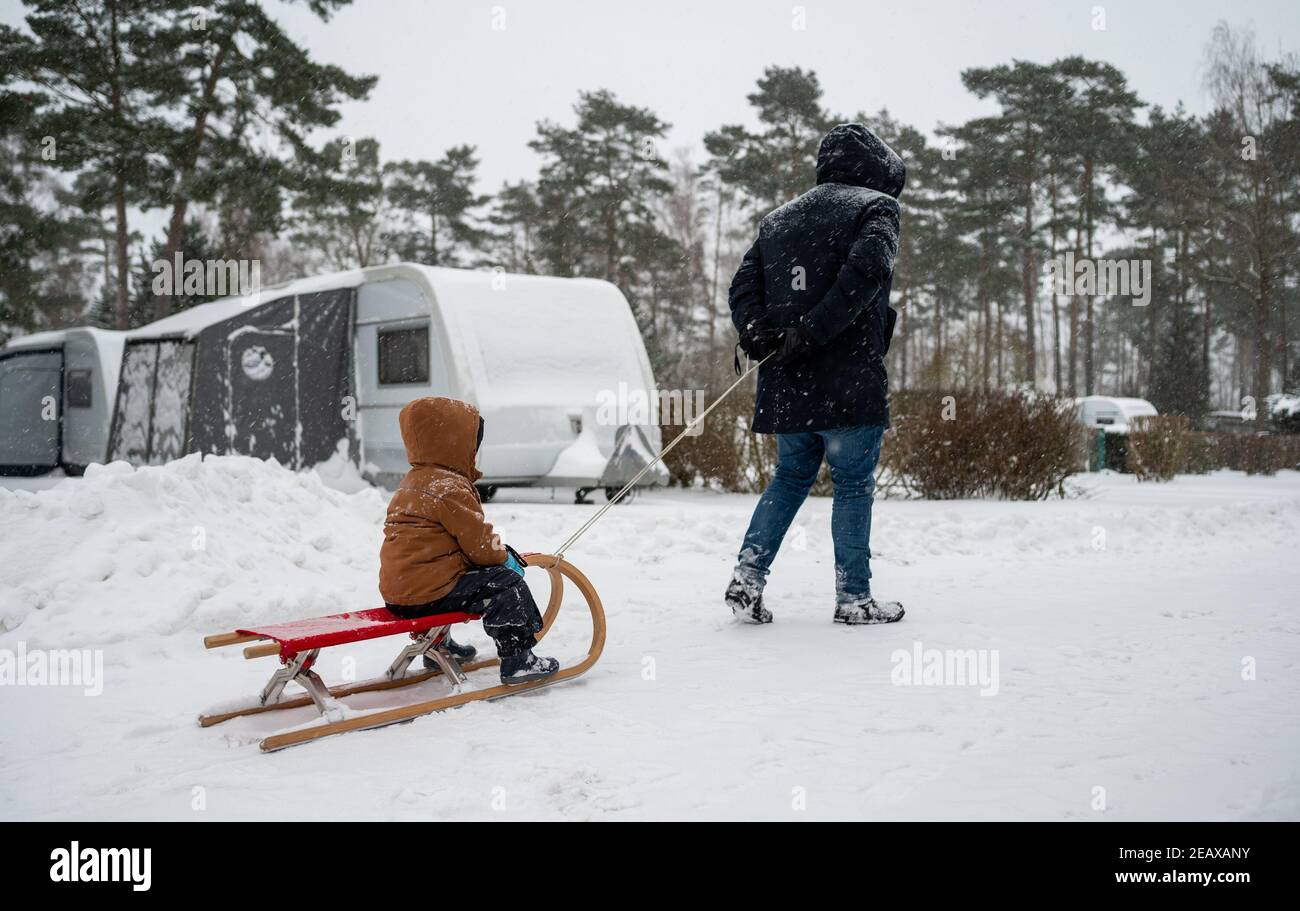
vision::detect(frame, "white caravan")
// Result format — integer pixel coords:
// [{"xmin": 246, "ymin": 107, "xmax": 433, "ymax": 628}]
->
[
  {"xmin": 106, "ymin": 263, "xmax": 667, "ymax": 499},
  {"xmin": 353, "ymin": 265, "xmax": 667, "ymax": 498},
  {"xmin": 1075, "ymin": 396, "xmax": 1158, "ymax": 434},
  {"xmin": 0, "ymin": 327, "xmax": 124, "ymax": 475}
]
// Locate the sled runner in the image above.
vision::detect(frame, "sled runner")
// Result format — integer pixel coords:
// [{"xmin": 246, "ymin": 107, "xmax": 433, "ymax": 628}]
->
[{"xmin": 198, "ymin": 553, "xmax": 605, "ymax": 752}]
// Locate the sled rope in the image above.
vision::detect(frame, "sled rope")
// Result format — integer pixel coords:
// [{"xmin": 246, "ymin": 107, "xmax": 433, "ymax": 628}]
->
[{"xmin": 553, "ymin": 350, "xmax": 774, "ymax": 558}]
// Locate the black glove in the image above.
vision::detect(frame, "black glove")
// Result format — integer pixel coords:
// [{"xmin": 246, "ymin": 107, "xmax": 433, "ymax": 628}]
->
[
  {"xmin": 505, "ymin": 544, "xmax": 528, "ymax": 568},
  {"xmin": 738, "ymin": 315, "xmax": 783, "ymax": 361},
  {"xmin": 773, "ymin": 325, "xmax": 818, "ymax": 366}
]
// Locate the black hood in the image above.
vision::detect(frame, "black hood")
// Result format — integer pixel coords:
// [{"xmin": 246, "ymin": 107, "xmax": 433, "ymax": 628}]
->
[{"xmin": 815, "ymin": 123, "xmax": 906, "ymax": 198}]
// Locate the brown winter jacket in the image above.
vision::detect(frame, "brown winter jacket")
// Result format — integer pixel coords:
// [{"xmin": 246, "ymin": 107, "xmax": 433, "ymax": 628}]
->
[{"xmin": 379, "ymin": 397, "xmax": 507, "ymax": 607}]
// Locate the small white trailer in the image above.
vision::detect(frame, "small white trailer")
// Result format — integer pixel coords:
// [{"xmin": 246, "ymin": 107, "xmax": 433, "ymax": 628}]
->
[
  {"xmin": 0, "ymin": 327, "xmax": 124, "ymax": 475},
  {"xmin": 106, "ymin": 263, "xmax": 668, "ymax": 499},
  {"xmin": 1075, "ymin": 396, "xmax": 1158, "ymax": 434}
]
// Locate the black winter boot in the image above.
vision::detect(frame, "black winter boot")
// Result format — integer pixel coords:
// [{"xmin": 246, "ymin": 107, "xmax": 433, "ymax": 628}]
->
[
  {"xmin": 499, "ymin": 649, "xmax": 560, "ymax": 685},
  {"xmin": 834, "ymin": 597, "xmax": 905, "ymax": 625},
  {"xmin": 423, "ymin": 634, "xmax": 477, "ymax": 669},
  {"xmin": 725, "ymin": 569, "xmax": 772, "ymax": 624},
  {"xmin": 490, "ymin": 629, "xmax": 556, "ymax": 684}
]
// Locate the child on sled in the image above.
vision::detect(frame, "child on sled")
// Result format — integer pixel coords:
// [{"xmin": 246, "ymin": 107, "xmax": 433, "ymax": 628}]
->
[{"xmin": 379, "ymin": 396, "xmax": 558, "ymax": 684}]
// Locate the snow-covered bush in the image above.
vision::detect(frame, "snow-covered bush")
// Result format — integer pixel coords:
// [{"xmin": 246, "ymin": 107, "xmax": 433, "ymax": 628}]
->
[
  {"xmin": 1210, "ymin": 432, "xmax": 1300, "ymax": 475},
  {"xmin": 1181, "ymin": 430, "xmax": 1300, "ymax": 475},
  {"xmin": 1268, "ymin": 393, "xmax": 1300, "ymax": 434},
  {"xmin": 1126, "ymin": 416, "xmax": 1189, "ymax": 482},
  {"xmin": 661, "ymin": 383, "xmax": 776, "ymax": 492},
  {"xmin": 1182, "ymin": 432, "xmax": 1220, "ymax": 475},
  {"xmin": 880, "ymin": 389, "xmax": 1087, "ymax": 499}
]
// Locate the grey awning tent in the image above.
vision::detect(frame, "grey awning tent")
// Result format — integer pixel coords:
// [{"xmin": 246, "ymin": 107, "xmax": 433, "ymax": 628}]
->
[{"xmin": 108, "ymin": 288, "xmax": 355, "ymax": 468}]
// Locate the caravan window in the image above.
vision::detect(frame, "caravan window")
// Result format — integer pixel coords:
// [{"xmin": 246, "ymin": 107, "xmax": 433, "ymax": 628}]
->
[
  {"xmin": 378, "ymin": 326, "xmax": 429, "ymax": 385},
  {"xmin": 66, "ymin": 369, "xmax": 92, "ymax": 408}
]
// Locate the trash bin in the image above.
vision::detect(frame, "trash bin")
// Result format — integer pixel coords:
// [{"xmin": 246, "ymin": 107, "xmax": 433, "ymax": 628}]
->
[{"xmin": 1091, "ymin": 428, "xmax": 1106, "ymax": 472}]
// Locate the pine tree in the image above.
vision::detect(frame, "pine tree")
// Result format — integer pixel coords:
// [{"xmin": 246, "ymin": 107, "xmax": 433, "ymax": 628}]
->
[
  {"xmin": 1148, "ymin": 266, "xmax": 1210, "ymax": 418},
  {"xmin": 487, "ymin": 181, "xmax": 542, "ymax": 274},
  {"xmin": 1, "ymin": 1, "xmax": 169, "ymax": 329},
  {"xmin": 386, "ymin": 146, "xmax": 490, "ymax": 267},
  {"xmin": 291, "ymin": 137, "xmax": 389, "ymax": 269},
  {"xmin": 962, "ymin": 61, "xmax": 1080, "ymax": 387},
  {"xmin": 147, "ymin": 0, "xmax": 376, "ymax": 318},
  {"xmin": 703, "ymin": 66, "xmax": 831, "ymax": 215},
  {"xmin": 1052, "ymin": 58, "xmax": 1142, "ymax": 394},
  {"xmin": 529, "ymin": 89, "xmax": 674, "ymax": 285},
  {"xmin": 0, "ymin": 89, "xmax": 98, "ymax": 338},
  {"xmin": 943, "ymin": 115, "xmax": 1021, "ymax": 390}
]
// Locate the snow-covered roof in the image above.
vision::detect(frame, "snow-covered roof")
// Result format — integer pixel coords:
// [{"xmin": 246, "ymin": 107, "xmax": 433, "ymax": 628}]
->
[
  {"xmin": 419, "ymin": 266, "xmax": 653, "ymax": 410},
  {"xmin": 3, "ymin": 328, "xmax": 69, "ymax": 350},
  {"xmin": 1076, "ymin": 396, "xmax": 1158, "ymax": 419},
  {"xmin": 4, "ymin": 325, "xmax": 123, "ymax": 369},
  {"xmin": 122, "ymin": 262, "xmax": 656, "ymax": 408},
  {"xmin": 126, "ymin": 268, "xmax": 369, "ymax": 339}
]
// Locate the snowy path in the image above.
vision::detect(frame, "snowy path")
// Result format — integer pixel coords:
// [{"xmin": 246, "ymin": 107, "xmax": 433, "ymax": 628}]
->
[{"xmin": 2, "ymin": 459, "xmax": 1298, "ymax": 820}]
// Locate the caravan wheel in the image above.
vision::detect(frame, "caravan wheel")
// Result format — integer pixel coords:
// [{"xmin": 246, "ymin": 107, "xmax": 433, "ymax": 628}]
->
[{"xmin": 605, "ymin": 486, "xmax": 636, "ymax": 505}]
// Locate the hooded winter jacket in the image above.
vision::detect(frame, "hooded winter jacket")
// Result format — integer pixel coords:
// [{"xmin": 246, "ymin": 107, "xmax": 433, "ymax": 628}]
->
[
  {"xmin": 730, "ymin": 123, "xmax": 906, "ymax": 433},
  {"xmin": 379, "ymin": 397, "xmax": 507, "ymax": 606}
]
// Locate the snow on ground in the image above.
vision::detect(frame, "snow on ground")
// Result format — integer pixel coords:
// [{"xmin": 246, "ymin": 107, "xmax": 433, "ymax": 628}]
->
[{"xmin": 2, "ymin": 457, "xmax": 1298, "ymax": 820}]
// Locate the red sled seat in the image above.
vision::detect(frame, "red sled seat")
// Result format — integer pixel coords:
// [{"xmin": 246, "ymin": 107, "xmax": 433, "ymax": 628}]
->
[
  {"xmin": 237, "ymin": 608, "xmax": 481, "ymax": 661},
  {"xmin": 219, "ymin": 606, "xmax": 487, "ymax": 723}
]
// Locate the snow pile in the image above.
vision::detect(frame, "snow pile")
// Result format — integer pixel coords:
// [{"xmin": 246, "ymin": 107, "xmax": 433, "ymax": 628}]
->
[
  {"xmin": 0, "ymin": 454, "xmax": 388, "ymax": 649},
  {"xmin": 311, "ymin": 439, "xmax": 383, "ymax": 494},
  {"xmin": 1269, "ymin": 393, "xmax": 1300, "ymax": 421}
]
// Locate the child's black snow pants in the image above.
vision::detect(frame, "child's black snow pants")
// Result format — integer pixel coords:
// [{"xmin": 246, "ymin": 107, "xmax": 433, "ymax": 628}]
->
[{"xmin": 386, "ymin": 565, "xmax": 543, "ymax": 657}]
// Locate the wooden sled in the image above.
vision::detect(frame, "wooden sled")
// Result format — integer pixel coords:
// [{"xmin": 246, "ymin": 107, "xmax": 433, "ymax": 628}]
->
[{"xmin": 199, "ymin": 553, "xmax": 605, "ymax": 752}]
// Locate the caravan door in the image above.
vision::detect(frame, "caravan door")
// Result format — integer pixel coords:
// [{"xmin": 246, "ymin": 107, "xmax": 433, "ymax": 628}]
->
[
  {"xmin": 226, "ymin": 331, "xmax": 298, "ymax": 466},
  {"xmin": 354, "ymin": 278, "xmax": 451, "ymax": 481},
  {"xmin": 0, "ymin": 348, "xmax": 62, "ymax": 474}
]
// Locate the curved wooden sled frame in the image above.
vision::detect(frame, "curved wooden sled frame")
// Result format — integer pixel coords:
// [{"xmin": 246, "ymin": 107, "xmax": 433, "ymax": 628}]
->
[{"xmin": 198, "ymin": 554, "xmax": 605, "ymax": 752}]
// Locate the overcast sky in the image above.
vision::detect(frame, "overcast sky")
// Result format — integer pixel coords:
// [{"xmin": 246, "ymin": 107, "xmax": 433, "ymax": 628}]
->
[
  {"xmin": 266, "ymin": 0, "xmax": 1300, "ymax": 190},
  {"xmin": 5, "ymin": 0, "xmax": 1300, "ymax": 192}
]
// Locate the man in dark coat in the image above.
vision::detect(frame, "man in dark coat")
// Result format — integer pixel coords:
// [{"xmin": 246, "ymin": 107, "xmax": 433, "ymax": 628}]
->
[{"xmin": 725, "ymin": 123, "xmax": 906, "ymax": 626}]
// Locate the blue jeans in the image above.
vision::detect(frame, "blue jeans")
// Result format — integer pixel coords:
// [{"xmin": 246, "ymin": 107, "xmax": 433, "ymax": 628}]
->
[{"xmin": 737, "ymin": 425, "xmax": 885, "ymax": 603}]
